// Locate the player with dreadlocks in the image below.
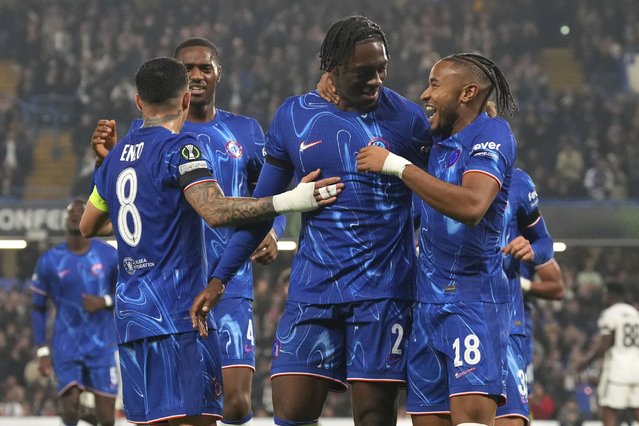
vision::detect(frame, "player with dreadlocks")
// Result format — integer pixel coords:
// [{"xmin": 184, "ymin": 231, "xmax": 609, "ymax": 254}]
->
[
  {"xmin": 220, "ymin": 15, "xmax": 431, "ymax": 426},
  {"xmin": 357, "ymin": 53, "xmax": 518, "ymax": 426}
]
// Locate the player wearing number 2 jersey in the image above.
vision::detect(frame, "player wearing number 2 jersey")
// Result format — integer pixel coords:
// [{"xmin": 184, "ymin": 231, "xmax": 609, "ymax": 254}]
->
[{"xmin": 80, "ymin": 57, "xmax": 342, "ymax": 425}]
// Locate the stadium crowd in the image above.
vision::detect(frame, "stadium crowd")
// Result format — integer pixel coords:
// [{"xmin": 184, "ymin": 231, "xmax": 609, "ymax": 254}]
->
[
  {"xmin": 1, "ymin": 0, "xmax": 639, "ymax": 423},
  {"xmin": 0, "ymin": 0, "xmax": 638, "ymax": 200}
]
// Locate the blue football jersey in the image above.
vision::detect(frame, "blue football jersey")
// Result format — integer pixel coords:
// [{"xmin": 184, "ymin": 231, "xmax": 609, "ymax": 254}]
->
[
  {"xmin": 31, "ymin": 240, "xmax": 118, "ymax": 358},
  {"xmin": 416, "ymin": 112, "xmax": 516, "ymax": 303},
  {"xmin": 94, "ymin": 126, "xmax": 215, "ymax": 343},
  {"xmin": 500, "ymin": 168, "xmax": 541, "ymax": 335},
  {"xmin": 266, "ymin": 87, "xmax": 431, "ymax": 303},
  {"xmin": 130, "ymin": 110, "xmax": 266, "ymax": 299}
]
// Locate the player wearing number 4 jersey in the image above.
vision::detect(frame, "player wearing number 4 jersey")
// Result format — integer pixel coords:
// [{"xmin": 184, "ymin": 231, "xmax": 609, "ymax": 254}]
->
[
  {"xmin": 80, "ymin": 57, "xmax": 342, "ymax": 426},
  {"xmin": 576, "ymin": 282, "xmax": 639, "ymax": 426}
]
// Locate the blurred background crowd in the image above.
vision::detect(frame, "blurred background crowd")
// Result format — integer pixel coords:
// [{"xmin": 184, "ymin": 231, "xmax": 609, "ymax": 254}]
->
[{"xmin": 0, "ymin": 0, "xmax": 638, "ymax": 422}]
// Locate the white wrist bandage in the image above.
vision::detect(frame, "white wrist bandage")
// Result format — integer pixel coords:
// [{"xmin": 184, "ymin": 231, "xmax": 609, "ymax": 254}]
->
[
  {"xmin": 272, "ymin": 181, "xmax": 318, "ymax": 213},
  {"xmin": 103, "ymin": 295, "xmax": 113, "ymax": 307},
  {"xmin": 520, "ymin": 277, "xmax": 532, "ymax": 292},
  {"xmin": 382, "ymin": 152, "xmax": 412, "ymax": 178},
  {"xmin": 36, "ymin": 346, "xmax": 50, "ymax": 358}
]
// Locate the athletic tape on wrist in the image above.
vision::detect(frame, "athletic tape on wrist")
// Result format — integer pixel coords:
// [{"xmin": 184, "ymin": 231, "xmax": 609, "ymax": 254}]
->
[
  {"xmin": 382, "ymin": 152, "xmax": 412, "ymax": 178},
  {"xmin": 36, "ymin": 346, "xmax": 50, "ymax": 358}
]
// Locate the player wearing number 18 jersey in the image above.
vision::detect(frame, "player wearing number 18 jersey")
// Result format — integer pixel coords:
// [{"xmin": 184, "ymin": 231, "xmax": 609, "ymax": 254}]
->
[{"xmin": 355, "ymin": 53, "xmax": 519, "ymax": 425}]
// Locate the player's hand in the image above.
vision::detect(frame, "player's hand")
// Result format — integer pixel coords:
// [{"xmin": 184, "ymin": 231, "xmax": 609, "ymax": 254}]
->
[
  {"xmin": 38, "ymin": 355, "xmax": 52, "ymax": 377},
  {"xmin": 92, "ymin": 119, "xmax": 117, "ymax": 164},
  {"xmin": 356, "ymin": 146, "xmax": 390, "ymax": 174},
  {"xmin": 300, "ymin": 169, "xmax": 344, "ymax": 208},
  {"xmin": 82, "ymin": 293, "xmax": 106, "ymax": 313},
  {"xmin": 316, "ymin": 72, "xmax": 339, "ymax": 105},
  {"xmin": 252, "ymin": 229, "xmax": 279, "ymax": 265},
  {"xmin": 189, "ymin": 278, "xmax": 226, "ymax": 337},
  {"xmin": 501, "ymin": 236, "xmax": 535, "ymax": 262}
]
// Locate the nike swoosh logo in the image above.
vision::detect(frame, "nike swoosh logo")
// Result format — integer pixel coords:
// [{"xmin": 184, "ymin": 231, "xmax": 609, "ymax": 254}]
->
[{"xmin": 300, "ymin": 140, "xmax": 322, "ymax": 151}]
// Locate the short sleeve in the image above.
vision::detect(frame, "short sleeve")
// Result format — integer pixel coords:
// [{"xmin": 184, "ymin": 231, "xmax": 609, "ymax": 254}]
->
[
  {"xmin": 166, "ymin": 133, "xmax": 216, "ymax": 191},
  {"xmin": 464, "ymin": 118, "xmax": 517, "ymax": 188}
]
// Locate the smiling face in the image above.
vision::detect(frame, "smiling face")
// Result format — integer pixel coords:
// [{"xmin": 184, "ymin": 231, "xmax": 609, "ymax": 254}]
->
[
  {"xmin": 332, "ymin": 39, "xmax": 388, "ymax": 113},
  {"xmin": 175, "ymin": 45, "xmax": 221, "ymax": 111},
  {"xmin": 420, "ymin": 59, "xmax": 469, "ymax": 138}
]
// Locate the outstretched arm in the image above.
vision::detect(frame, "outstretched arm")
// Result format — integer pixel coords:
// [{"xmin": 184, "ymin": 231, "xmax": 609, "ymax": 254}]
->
[{"xmin": 184, "ymin": 168, "xmax": 342, "ymax": 228}]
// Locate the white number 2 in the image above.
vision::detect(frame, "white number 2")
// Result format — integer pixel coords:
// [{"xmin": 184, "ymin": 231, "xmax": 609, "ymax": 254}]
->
[
  {"xmin": 116, "ymin": 168, "xmax": 142, "ymax": 247},
  {"xmin": 391, "ymin": 323, "xmax": 404, "ymax": 355},
  {"xmin": 453, "ymin": 334, "xmax": 482, "ymax": 367}
]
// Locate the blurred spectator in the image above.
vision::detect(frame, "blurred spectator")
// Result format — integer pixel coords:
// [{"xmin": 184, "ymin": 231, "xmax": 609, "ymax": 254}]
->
[
  {"xmin": 529, "ymin": 382, "xmax": 557, "ymax": 420},
  {"xmin": 583, "ymin": 156, "xmax": 615, "ymax": 200}
]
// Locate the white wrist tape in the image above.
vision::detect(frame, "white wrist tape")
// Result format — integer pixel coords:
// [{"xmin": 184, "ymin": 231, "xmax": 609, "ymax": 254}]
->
[
  {"xmin": 272, "ymin": 181, "xmax": 318, "ymax": 213},
  {"xmin": 103, "ymin": 294, "xmax": 113, "ymax": 307},
  {"xmin": 36, "ymin": 346, "xmax": 50, "ymax": 358},
  {"xmin": 520, "ymin": 276, "xmax": 532, "ymax": 292},
  {"xmin": 382, "ymin": 152, "xmax": 412, "ymax": 178}
]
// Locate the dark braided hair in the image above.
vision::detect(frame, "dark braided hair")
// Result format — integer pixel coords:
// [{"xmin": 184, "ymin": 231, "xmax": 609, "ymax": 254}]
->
[
  {"xmin": 319, "ymin": 16, "xmax": 389, "ymax": 72},
  {"xmin": 443, "ymin": 53, "xmax": 518, "ymax": 116}
]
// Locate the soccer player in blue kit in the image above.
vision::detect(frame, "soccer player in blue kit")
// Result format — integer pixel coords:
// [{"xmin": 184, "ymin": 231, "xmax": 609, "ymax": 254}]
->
[
  {"xmin": 31, "ymin": 199, "xmax": 119, "ymax": 426},
  {"xmin": 496, "ymin": 166, "xmax": 557, "ymax": 426},
  {"xmin": 357, "ymin": 53, "xmax": 518, "ymax": 426},
  {"xmin": 93, "ymin": 37, "xmax": 284, "ymax": 426},
  {"xmin": 80, "ymin": 57, "xmax": 342, "ymax": 426},
  {"xmin": 217, "ymin": 16, "xmax": 432, "ymax": 426}
]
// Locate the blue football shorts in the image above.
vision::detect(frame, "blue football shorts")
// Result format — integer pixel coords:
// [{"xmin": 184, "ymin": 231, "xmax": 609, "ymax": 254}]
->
[
  {"xmin": 118, "ymin": 331, "xmax": 223, "ymax": 424},
  {"xmin": 271, "ymin": 298, "xmax": 411, "ymax": 391},
  {"xmin": 53, "ymin": 350, "xmax": 118, "ymax": 397},
  {"xmin": 406, "ymin": 300, "xmax": 509, "ymax": 415},
  {"xmin": 496, "ymin": 333, "xmax": 529, "ymax": 421},
  {"xmin": 213, "ymin": 296, "xmax": 255, "ymax": 369}
]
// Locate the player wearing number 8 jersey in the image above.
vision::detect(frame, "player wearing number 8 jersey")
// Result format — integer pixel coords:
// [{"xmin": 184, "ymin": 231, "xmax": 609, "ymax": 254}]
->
[
  {"xmin": 576, "ymin": 282, "xmax": 639, "ymax": 426},
  {"xmin": 80, "ymin": 57, "xmax": 342, "ymax": 425}
]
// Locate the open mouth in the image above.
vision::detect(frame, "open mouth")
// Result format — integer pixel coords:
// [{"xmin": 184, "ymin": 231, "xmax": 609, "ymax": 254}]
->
[
  {"xmin": 189, "ymin": 85, "xmax": 206, "ymax": 95},
  {"xmin": 424, "ymin": 104, "xmax": 437, "ymax": 119}
]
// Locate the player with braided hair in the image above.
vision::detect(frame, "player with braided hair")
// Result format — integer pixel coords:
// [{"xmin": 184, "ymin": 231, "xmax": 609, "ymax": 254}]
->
[
  {"xmin": 357, "ymin": 53, "xmax": 518, "ymax": 426},
  {"xmin": 219, "ymin": 15, "xmax": 431, "ymax": 426}
]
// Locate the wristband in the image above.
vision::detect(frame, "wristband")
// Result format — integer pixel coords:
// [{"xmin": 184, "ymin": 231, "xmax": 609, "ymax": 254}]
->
[
  {"xmin": 36, "ymin": 346, "xmax": 50, "ymax": 358},
  {"xmin": 272, "ymin": 181, "xmax": 318, "ymax": 213},
  {"xmin": 520, "ymin": 277, "xmax": 532, "ymax": 292},
  {"xmin": 382, "ymin": 152, "xmax": 412, "ymax": 178},
  {"xmin": 103, "ymin": 294, "xmax": 113, "ymax": 307}
]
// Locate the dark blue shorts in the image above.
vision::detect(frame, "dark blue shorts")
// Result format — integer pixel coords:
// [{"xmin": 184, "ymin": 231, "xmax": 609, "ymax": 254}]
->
[
  {"xmin": 213, "ymin": 296, "xmax": 255, "ymax": 369},
  {"xmin": 271, "ymin": 299, "xmax": 411, "ymax": 391},
  {"xmin": 53, "ymin": 350, "xmax": 118, "ymax": 397},
  {"xmin": 496, "ymin": 333, "xmax": 529, "ymax": 421},
  {"xmin": 119, "ymin": 331, "xmax": 223, "ymax": 424},
  {"xmin": 406, "ymin": 301, "xmax": 508, "ymax": 414}
]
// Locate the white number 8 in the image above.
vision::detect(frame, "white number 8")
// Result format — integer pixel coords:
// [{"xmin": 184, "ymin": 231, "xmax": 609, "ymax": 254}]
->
[{"xmin": 116, "ymin": 168, "xmax": 142, "ymax": 247}]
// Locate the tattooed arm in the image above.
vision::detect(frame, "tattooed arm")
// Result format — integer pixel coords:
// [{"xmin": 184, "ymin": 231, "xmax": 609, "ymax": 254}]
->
[
  {"xmin": 184, "ymin": 169, "xmax": 343, "ymax": 227},
  {"xmin": 184, "ymin": 180, "xmax": 277, "ymax": 228}
]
